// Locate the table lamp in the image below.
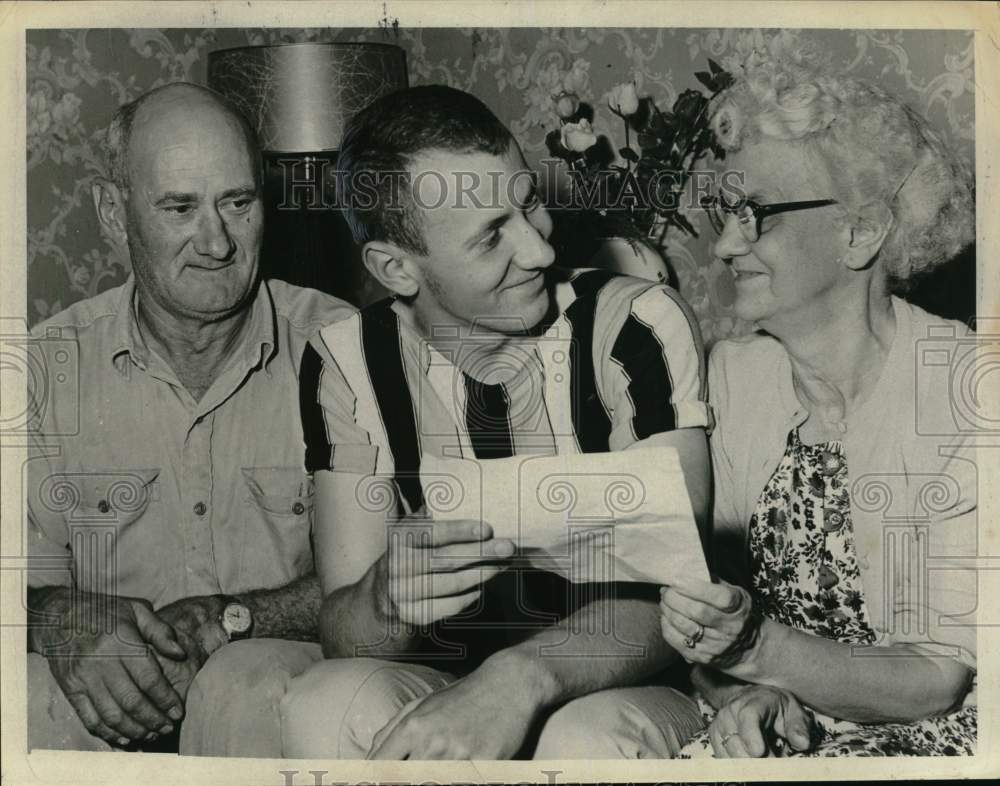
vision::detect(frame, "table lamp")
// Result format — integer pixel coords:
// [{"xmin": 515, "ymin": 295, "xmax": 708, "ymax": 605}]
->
[{"xmin": 208, "ymin": 42, "xmax": 408, "ymax": 305}]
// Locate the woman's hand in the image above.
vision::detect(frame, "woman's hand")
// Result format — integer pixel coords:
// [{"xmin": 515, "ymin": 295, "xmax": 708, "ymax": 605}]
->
[
  {"xmin": 708, "ymin": 685, "xmax": 815, "ymax": 758},
  {"xmin": 659, "ymin": 577, "xmax": 762, "ymax": 670}
]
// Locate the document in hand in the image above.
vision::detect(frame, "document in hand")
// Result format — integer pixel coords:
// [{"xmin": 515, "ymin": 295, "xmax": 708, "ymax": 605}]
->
[{"xmin": 420, "ymin": 446, "xmax": 709, "ymax": 585}]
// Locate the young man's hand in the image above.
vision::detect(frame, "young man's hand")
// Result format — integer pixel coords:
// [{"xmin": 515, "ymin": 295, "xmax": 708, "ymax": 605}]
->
[
  {"xmin": 373, "ymin": 511, "xmax": 515, "ymax": 627},
  {"xmin": 366, "ymin": 651, "xmax": 544, "ymax": 759}
]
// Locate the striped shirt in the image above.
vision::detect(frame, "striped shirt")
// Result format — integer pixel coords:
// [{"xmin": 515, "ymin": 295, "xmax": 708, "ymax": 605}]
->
[
  {"xmin": 299, "ymin": 268, "xmax": 709, "ymax": 670},
  {"xmin": 301, "ymin": 268, "xmax": 710, "ymax": 493}
]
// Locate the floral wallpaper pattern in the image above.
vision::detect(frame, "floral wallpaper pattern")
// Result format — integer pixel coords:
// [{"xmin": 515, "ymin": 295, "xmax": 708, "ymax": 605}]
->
[{"xmin": 26, "ymin": 27, "xmax": 974, "ymax": 343}]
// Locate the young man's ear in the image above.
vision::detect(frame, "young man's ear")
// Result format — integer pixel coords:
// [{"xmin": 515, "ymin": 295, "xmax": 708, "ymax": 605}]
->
[
  {"xmin": 362, "ymin": 241, "xmax": 421, "ymax": 298},
  {"xmin": 842, "ymin": 201, "xmax": 893, "ymax": 271},
  {"xmin": 91, "ymin": 177, "xmax": 128, "ymax": 244}
]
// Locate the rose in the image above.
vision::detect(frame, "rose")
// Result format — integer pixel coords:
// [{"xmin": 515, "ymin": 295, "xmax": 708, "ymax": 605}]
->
[
  {"xmin": 562, "ymin": 58, "xmax": 590, "ymax": 94},
  {"xmin": 52, "ymin": 93, "xmax": 82, "ymax": 128},
  {"xmin": 27, "ymin": 89, "xmax": 52, "ymax": 138},
  {"xmin": 554, "ymin": 91, "xmax": 579, "ymax": 120},
  {"xmin": 608, "ymin": 82, "xmax": 640, "ymax": 116},
  {"xmin": 560, "ymin": 119, "xmax": 597, "ymax": 153}
]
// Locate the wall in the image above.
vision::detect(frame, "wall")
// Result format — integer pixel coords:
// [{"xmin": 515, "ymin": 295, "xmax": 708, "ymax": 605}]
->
[{"xmin": 27, "ymin": 27, "xmax": 974, "ymax": 342}]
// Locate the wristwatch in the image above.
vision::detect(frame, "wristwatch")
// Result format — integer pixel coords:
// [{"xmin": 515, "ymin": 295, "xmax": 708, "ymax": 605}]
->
[{"xmin": 220, "ymin": 600, "xmax": 253, "ymax": 641}]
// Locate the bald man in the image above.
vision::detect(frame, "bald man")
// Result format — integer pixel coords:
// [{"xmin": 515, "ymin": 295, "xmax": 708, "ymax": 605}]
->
[{"xmin": 25, "ymin": 82, "xmax": 353, "ymax": 752}]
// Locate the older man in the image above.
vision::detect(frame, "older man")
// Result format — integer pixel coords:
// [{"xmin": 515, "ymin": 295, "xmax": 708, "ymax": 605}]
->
[
  {"xmin": 25, "ymin": 82, "xmax": 353, "ymax": 751},
  {"xmin": 187, "ymin": 85, "xmax": 712, "ymax": 759}
]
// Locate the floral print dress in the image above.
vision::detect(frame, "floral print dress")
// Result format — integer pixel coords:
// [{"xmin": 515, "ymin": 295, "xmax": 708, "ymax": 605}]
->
[{"xmin": 679, "ymin": 428, "xmax": 976, "ymax": 757}]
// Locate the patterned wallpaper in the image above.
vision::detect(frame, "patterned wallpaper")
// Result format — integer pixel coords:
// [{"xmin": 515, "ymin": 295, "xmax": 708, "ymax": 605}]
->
[{"xmin": 26, "ymin": 27, "xmax": 974, "ymax": 343}]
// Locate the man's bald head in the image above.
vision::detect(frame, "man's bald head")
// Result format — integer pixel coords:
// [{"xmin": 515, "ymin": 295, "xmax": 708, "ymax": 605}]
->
[{"xmin": 104, "ymin": 82, "xmax": 260, "ymax": 194}]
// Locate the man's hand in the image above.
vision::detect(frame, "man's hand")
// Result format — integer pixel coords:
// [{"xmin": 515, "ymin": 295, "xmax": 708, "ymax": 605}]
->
[
  {"xmin": 156, "ymin": 595, "xmax": 230, "ymax": 658},
  {"xmin": 30, "ymin": 589, "xmax": 188, "ymax": 747},
  {"xmin": 708, "ymin": 685, "xmax": 814, "ymax": 758},
  {"xmin": 366, "ymin": 653, "xmax": 542, "ymax": 759},
  {"xmin": 374, "ymin": 511, "xmax": 515, "ymax": 627}
]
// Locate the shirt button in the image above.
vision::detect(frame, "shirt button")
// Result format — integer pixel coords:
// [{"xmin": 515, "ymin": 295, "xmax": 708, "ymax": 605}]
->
[
  {"xmin": 292, "ymin": 502, "xmax": 305, "ymax": 515},
  {"xmin": 97, "ymin": 500, "xmax": 110, "ymax": 514},
  {"xmin": 193, "ymin": 501, "xmax": 207, "ymax": 517},
  {"xmin": 823, "ymin": 509, "xmax": 845, "ymax": 533}
]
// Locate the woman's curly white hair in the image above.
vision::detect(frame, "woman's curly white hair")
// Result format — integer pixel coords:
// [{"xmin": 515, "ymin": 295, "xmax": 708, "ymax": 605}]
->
[{"xmin": 709, "ymin": 44, "xmax": 974, "ymax": 291}]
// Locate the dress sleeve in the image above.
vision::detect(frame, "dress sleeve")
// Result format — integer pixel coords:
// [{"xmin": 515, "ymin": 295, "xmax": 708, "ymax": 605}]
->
[
  {"xmin": 890, "ymin": 435, "xmax": 978, "ymax": 672},
  {"xmin": 707, "ymin": 341, "xmax": 752, "ymax": 586}
]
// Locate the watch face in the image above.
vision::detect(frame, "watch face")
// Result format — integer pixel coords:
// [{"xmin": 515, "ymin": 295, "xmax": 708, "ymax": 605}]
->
[{"xmin": 223, "ymin": 603, "xmax": 252, "ymax": 634}]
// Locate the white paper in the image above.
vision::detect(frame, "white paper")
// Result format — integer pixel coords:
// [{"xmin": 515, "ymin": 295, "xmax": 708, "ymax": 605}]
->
[{"xmin": 419, "ymin": 446, "xmax": 709, "ymax": 585}]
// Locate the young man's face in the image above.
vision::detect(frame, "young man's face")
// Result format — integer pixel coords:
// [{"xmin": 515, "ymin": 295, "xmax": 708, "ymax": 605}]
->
[{"xmin": 405, "ymin": 142, "xmax": 556, "ymax": 337}]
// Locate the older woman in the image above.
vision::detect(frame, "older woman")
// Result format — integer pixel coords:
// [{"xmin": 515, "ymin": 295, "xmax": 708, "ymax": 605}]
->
[{"xmin": 661, "ymin": 49, "xmax": 977, "ymax": 757}]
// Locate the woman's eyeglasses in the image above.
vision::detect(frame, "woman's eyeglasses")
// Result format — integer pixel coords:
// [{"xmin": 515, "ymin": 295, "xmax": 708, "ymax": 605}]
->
[{"xmin": 700, "ymin": 194, "xmax": 838, "ymax": 243}]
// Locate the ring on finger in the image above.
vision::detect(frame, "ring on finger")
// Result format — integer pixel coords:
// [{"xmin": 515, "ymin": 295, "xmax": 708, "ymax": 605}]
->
[
  {"xmin": 720, "ymin": 732, "xmax": 738, "ymax": 745},
  {"xmin": 690, "ymin": 622, "xmax": 705, "ymax": 645}
]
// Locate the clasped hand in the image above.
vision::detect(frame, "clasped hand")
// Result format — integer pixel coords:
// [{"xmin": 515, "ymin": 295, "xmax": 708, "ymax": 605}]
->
[{"xmin": 39, "ymin": 591, "xmax": 230, "ymax": 746}]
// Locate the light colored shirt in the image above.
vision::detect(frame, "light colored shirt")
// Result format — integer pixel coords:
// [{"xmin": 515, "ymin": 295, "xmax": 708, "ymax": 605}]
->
[
  {"xmin": 303, "ymin": 269, "xmax": 711, "ymax": 484},
  {"xmin": 708, "ymin": 296, "xmax": 977, "ymax": 671},
  {"xmin": 299, "ymin": 268, "xmax": 710, "ymax": 670},
  {"xmin": 26, "ymin": 277, "xmax": 355, "ymax": 608}
]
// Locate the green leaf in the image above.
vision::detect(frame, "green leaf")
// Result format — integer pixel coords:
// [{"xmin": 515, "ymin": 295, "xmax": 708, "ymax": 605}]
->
[
  {"xmin": 618, "ymin": 147, "xmax": 639, "ymax": 163},
  {"xmin": 708, "ymin": 58, "xmax": 722, "ymax": 75},
  {"xmin": 695, "ymin": 71, "xmax": 714, "ymax": 90}
]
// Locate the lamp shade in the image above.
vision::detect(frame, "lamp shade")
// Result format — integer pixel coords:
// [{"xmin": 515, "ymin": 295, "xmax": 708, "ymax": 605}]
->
[{"xmin": 207, "ymin": 42, "xmax": 408, "ymax": 153}]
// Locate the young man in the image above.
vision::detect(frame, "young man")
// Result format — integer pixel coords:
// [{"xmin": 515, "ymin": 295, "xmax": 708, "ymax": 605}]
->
[
  {"xmin": 283, "ymin": 85, "xmax": 712, "ymax": 759},
  {"xmin": 185, "ymin": 84, "xmax": 711, "ymax": 759}
]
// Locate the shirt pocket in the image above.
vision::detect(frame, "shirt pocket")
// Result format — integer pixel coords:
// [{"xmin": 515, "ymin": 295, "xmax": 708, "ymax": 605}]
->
[
  {"xmin": 241, "ymin": 466, "xmax": 314, "ymax": 518},
  {"xmin": 53, "ymin": 469, "xmax": 160, "ymax": 592},
  {"xmin": 240, "ymin": 466, "xmax": 315, "ymax": 582}
]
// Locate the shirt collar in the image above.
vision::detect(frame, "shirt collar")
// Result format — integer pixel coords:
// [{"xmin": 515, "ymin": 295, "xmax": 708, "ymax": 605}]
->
[{"xmin": 109, "ymin": 275, "xmax": 278, "ymax": 375}]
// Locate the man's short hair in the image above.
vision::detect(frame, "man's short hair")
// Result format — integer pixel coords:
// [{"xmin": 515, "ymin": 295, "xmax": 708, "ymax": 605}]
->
[
  {"xmin": 337, "ymin": 85, "xmax": 515, "ymax": 255},
  {"xmin": 103, "ymin": 82, "xmax": 261, "ymax": 193}
]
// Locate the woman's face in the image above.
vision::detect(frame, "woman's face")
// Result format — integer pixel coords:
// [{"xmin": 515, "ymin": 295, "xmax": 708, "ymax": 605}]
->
[{"xmin": 713, "ymin": 139, "xmax": 850, "ymax": 332}]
